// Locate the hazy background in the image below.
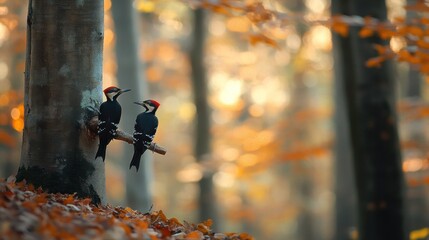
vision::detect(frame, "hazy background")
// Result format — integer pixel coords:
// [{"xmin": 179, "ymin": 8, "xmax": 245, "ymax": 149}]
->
[{"xmin": 0, "ymin": 0, "xmax": 428, "ymax": 239}]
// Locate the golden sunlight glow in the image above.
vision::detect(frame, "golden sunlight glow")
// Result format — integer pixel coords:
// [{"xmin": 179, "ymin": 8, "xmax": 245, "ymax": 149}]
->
[
  {"xmin": 159, "ymin": 10, "xmax": 183, "ymax": 32},
  {"xmin": 305, "ymin": 0, "xmax": 327, "ymax": 14},
  {"xmin": 0, "ymin": 6, "xmax": 8, "ymax": 15},
  {"xmin": 257, "ymin": 130, "xmax": 275, "ymax": 146},
  {"xmin": 104, "ymin": 0, "xmax": 111, "ymax": 11},
  {"xmin": 0, "ymin": 62, "xmax": 8, "ymax": 80},
  {"xmin": 251, "ymin": 87, "xmax": 268, "ymax": 105},
  {"xmin": 221, "ymin": 147, "xmax": 240, "ymax": 162},
  {"xmin": 403, "ymin": 157, "xmax": 429, "ymax": 172},
  {"xmin": 308, "ymin": 26, "xmax": 332, "ymax": 51},
  {"xmin": 135, "ymin": 0, "xmax": 155, "ymax": 13},
  {"xmin": 237, "ymin": 154, "xmax": 259, "ymax": 167},
  {"xmin": 102, "ymin": 73, "xmax": 116, "ymax": 89},
  {"xmin": 0, "ymin": 22, "xmax": 9, "ymax": 47},
  {"xmin": 146, "ymin": 66, "xmax": 163, "ymax": 82},
  {"xmin": 10, "ymin": 108, "xmax": 20, "ymax": 120},
  {"xmin": 178, "ymin": 102, "xmax": 196, "ymax": 122},
  {"xmin": 209, "ymin": 19, "xmax": 226, "ymax": 36},
  {"xmin": 249, "ymin": 104, "xmax": 264, "ymax": 117},
  {"xmin": 239, "ymin": 52, "xmax": 257, "ymax": 65},
  {"xmin": 176, "ymin": 163, "xmax": 203, "ymax": 183},
  {"xmin": 226, "ymin": 16, "xmax": 251, "ymax": 33},
  {"xmin": 390, "ymin": 37, "xmax": 405, "ymax": 53},
  {"xmin": 213, "ymin": 171, "xmax": 236, "ymax": 188},
  {"xmin": 104, "ymin": 29, "xmax": 114, "ymax": 47},
  {"xmin": 12, "ymin": 119, "xmax": 24, "ymax": 132},
  {"xmin": 217, "ymin": 77, "xmax": 243, "ymax": 106},
  {"xmin": 286, "ymin": 33, "xmax": 301, "ymax": 51},
  {"xmin": 275, "ymin": 50, "xmax": 291, "ymax": 65}
]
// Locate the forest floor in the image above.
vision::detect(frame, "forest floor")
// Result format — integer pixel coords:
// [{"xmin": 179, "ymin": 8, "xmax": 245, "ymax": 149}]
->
[{"xmin": 0, "ymin": 177, "xmax": 253, "ymax": 240}]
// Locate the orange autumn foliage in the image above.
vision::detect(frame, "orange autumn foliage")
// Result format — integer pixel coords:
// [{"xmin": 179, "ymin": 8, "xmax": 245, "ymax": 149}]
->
[
  {"xmin": 0, "ymin": 177, "xmax": 253, "ymax": 240},
  {"xmin": 190, "ymin": 0, "xmax": 429, "ymax": 74}
]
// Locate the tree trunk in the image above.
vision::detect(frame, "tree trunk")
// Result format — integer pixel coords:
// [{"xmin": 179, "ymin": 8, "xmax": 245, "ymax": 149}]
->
[
  {"xmin": 190, "ymin": 8, "xmax": 217, "ymax": 224},
  {"xmin": 110, "ymin": 0, "xmax": 153, "ymax": 212},
  {"xmin": 17, "ymin": 0, "xmax": 105, "ymax": 205},
  {"xmin": 333, "ymin": 30, "xmax": 357, "ymax": 240},
  {"xmin": 332, "ymin": 0, "xmax": 405, "ymax": 239}
]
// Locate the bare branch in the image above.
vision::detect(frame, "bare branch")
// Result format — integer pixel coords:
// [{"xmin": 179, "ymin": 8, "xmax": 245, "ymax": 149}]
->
[{"xmin": 87, "ymin": 116, "xmax": 167, "ymax": 155}]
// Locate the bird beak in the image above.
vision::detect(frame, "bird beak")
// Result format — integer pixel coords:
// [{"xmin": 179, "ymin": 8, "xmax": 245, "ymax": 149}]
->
[
  {"xmin": 134, "ymin": 101, "xmax": 149, "ymax": 112},
  {"xmin": 119, "ymin": 89, "xmax": 131, "ymax": 94}
]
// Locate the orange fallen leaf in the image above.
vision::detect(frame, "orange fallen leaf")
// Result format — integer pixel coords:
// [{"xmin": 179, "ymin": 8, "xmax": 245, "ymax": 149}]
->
[
  {"xmin": 186, "ymin": 230, "xmax": 204, "ymax": 239},
  {"xmin": 63, "ymin": 195, "xmax": 75, "ymax": 205}
]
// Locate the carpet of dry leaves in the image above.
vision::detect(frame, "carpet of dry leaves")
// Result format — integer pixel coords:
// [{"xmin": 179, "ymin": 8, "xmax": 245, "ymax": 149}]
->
[{"xmin": 0, "ymin": 176, "xmax": 253, "ymax": 240}]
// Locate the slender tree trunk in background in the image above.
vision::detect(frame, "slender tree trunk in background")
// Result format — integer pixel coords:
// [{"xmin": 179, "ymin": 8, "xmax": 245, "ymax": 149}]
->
[
  {"xmin": 282, "ymin": 1, "xmax": 315, "ymax": 239},
  {"xmin": 403, "ymin": 0, "xmax": 429, "ymax": 232},
  {"xmin": 332, "ymin": 0, "xmax": 405, "ymax": 239},
  {"xmin": 111, "ymin": 0, "xmax": 153, "ymax": 212},
  {"xmin": 332, "ymin": 4, "xmax": 357, "ymax": 238},
  {"xmin": 190, "ymin": 8, "xmax": 217, "ymax": 224},
  {"xmin": 332, "ymin": 31, "xmax": 357, "ymax": 240},
  {"xmin": 17, "ymin": 0, "xmax": 105, "ymax": 205}
]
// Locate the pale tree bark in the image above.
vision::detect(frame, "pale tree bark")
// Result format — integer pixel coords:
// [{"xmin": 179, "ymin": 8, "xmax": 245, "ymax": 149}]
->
[
  {"xmin": 111, "ymin": 0, "xmax": 153, "ymax": 212},
  {"xmin": 17, "ymin": 0, "xmax": 105, "ymax": 205},
  {"xmin": 332, "ymin": 0, "xmax": 405, "ymax": 239},
  {"xmin": 190, "ymin": 8, "xmax": 217, "ymax": 224}
]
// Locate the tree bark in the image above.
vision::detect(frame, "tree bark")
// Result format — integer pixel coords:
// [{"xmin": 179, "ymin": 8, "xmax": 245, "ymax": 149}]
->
[
  {"xmin": 190, "ymin": 8, "xmax": 217, "ymax": 224},
  {"xmin": 17, "ymin": 0, "xmax": 105, "ymax": 205},
  {"xmin": 333, "ymin": 31, "xmax": 357, "ymax": 240},
  {"xmin": 111, "ymin": 0, "xmax": 154, "ymax": 211},
  {"xmin": 332, "ymin": 0, "xmax": 405, "ymax": 239}
]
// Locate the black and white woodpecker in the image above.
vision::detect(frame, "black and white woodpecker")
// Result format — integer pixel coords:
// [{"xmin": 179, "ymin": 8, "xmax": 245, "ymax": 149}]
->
[
  {"xmin": 95, "ymin": 86, "xmax": 131, "ymax": 161},
  {"xmin": 130, "ymin": 99, "xmax": 160, "ymax": 171}
]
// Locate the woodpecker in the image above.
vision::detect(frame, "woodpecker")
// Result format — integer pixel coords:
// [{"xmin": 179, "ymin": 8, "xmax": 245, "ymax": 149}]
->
[
  {"xmin": 95, "ymin": 86, "xmax": 131, "ymax": 161},
  {"xmin": 130, "ymin": 99, "xmax": 160, "ymax": 171}
]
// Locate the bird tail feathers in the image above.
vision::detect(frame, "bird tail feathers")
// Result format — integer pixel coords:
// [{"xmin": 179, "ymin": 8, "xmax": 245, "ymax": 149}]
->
[{"xmin": 129, "ymin": 151, "xmax": 142, "ymax": 172}]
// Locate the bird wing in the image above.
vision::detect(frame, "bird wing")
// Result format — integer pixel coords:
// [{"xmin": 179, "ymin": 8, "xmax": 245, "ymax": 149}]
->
[{"xmin": 133, "ymin": 114, "xmax": 158, "ymax": 143}]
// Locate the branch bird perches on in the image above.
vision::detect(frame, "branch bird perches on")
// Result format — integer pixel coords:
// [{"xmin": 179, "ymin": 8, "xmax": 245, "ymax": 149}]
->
[{"xmin": 87, "ymin": 116, "xmax": 167, "ymax": 155}]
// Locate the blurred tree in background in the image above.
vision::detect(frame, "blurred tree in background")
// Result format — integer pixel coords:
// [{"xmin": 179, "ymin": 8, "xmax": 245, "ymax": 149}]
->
[
  {"xmin": 111, "ymin": 0, "xmax": 154, "ymax": 212},
  {"xmin": 332, "ymin": 0, "xmax": 405, "ymax": 239},
  {"xmin": 1, "ymin": 0, "xmax": 429, "ymax": 240}
]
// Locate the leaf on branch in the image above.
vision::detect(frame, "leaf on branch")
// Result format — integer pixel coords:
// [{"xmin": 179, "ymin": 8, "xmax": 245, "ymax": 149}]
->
[
  {"xmin": 416, "ymin": 39, "xmax": 429, "ymax": 49},
  {"xmin": 248, "ymin": 34, "xmax": 279, "ymax": 48},
  {"xmin": 373, "ymin": 44, "xmax": 389, "ymax": 55},
  {"xmin": 408, "ymin": 26, "xmax": 424, "ymax": 37},
  {"xmin": 359, "ymin": 27, "xmax": 374, "ymax": 38},
  {"xmin": 366, "ymin": 56, "xmax": 385, "ymax": 67},
  {"xmin": 201, "ymin": 2, "xmax": 230, "ymax": 15},
  {"xmin": 377, "ymin": 28, "xmax": 395, "ymax": 40},
  {"xmin": 331, "ymin": 16, "xmax": 349, "ymax": 37},
  {"xmin": 245, "ymin": 2, "xmax": 273, "ymax": 23}
]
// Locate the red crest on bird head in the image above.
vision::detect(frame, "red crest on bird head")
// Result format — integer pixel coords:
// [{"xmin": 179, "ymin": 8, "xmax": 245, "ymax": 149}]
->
[
  {"xmin": 149, "ymin": 100, "xmax": 160, "ymax": 108},
  {"xmin": 103, "ymin": 86, "xmax": 118, "ymax": 94}
]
